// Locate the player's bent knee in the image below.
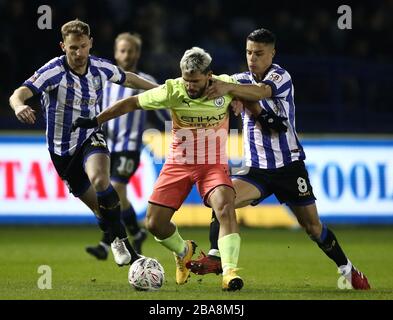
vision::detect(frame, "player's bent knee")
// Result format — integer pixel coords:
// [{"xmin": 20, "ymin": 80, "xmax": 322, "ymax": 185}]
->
[
  {"xmin": 90, "ymin": 175, "xmax": 110, "ymax": 191},
  {"xmin": 209, "ymin": 187, "xmax": 235, "ymax": 207},
  {"xmin": 304, "ymin": 223, "xmax": 322, "ymax": 238},
  {"xmin": 214, "ymin": 202, "xmax": 235, "ymax": 223}
]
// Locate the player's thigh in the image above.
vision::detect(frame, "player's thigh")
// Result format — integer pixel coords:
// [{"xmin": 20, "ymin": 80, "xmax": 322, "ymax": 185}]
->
[
  {"xmin": 84, "ymin": 153, "xmax": 111, "ymax": 184},
  {"xmin": 232, "ymin": 178, "xmax": 262, "ymax": 208},
  {"xmin": 196, "ymin": 164, "xmax": 234, "ymax": 207},
  {"xmin": 82, "ymin": 131, "xmax": 110, "ymax": 179},
  {"xmin": 50, "ymin": 152, "xmax": 91, "ymax": 197}
]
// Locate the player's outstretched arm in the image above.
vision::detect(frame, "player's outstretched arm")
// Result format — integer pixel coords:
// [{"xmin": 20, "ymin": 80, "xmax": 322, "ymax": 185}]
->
[
  {"xmin": 9, "ymin": 86, "xmax": 36, "ymax": 124},
  {"xmin": 72, "ymin": 95, "xmax": 142, "ymax": 131},
  {"xmin": 123, "ymin": 72, "xmax": 158, "ymax": 90},
  {"xmin": 97, "ymin": 95, "xmax": 142, "ymax": 124},
  {"xmin": 206, "ymin": 79, "xmax": 272, "ymax": 101}
]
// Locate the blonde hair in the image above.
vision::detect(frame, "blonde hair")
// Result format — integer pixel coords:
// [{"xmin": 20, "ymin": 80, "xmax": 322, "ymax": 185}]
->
[
  {"xmin": 114, "ymin": 32, "xmax": 142, "ymax": 52},
  {"xmin": 61, "ymin": 19, "xmax": 90, "ymax": 40},
  {"xmin": 180, "ymin": 47, "xmax": 212, "ymax": 74}
]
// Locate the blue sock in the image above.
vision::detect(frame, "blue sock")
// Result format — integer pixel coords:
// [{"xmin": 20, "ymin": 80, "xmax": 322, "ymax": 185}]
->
[
  {"xmin": 310, "ymin": 224, "xmax": 348, "ymax": 267},
  {"xmin": 121, "ymin": 206, "xmax": 140, "ymax": 236}
]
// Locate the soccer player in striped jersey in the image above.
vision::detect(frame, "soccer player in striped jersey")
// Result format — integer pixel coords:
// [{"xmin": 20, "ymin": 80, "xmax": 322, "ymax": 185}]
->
[
  {"xmin": 72, "ymin": 47, "xmax": 245, "ymax": 291},
  {"xmin": 187, "ymin": 28, "xmax": 370, "ymax": 290},
  {"xmin": 86, "ymin": 32, "xmax": 170, "ymax": 260},
  {"xmin": 9, "ymin": 20, "xmax": 158, "ymax": 267}
]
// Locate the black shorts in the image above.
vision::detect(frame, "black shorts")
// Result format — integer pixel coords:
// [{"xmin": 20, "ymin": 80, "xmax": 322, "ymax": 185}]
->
[
  {"xmin": 231, "ymin": 160, "xmax": 316, "ymax": 206},
  {"xmin": 110, "ymin": 151, "xmax": 140, "ymax": 184},
  {"xmin": 50, "ymin": 131, "xmax": 109, "ymax": 197}
]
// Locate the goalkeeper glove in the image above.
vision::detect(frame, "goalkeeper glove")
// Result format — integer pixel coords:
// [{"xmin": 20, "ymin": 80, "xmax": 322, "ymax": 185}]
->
[
  {"xmin": 256, "ymin": 110, "xmax": 288, "ymax": 132},
  {"xmin": 71, "ymin": 116, "xmax": 98, "ymax": 132}
]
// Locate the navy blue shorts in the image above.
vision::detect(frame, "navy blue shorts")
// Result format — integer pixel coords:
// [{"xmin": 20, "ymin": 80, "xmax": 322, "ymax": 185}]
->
[
  {"xmin": 50, "ymin": 131, "xmax": 109, "ymax": 197},
  {"xmin": 110, "ymin": 151, "xmax": 140, "ymax": 184},
  {"xmin": 231, "ymin": 160, "xmax": 316, "ymax": 206}
]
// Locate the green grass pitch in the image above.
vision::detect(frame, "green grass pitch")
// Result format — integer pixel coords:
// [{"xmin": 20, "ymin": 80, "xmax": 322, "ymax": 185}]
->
[{"xmin": 0, "ymin": 225, "xmax": 392, "ymax": 300}]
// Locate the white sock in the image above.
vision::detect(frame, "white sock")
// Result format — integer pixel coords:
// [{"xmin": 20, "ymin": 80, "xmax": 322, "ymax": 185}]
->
[
  {"xmin": 208, "ymin": 249, "xmax": 220, "ymax": 257},
  {"xmin": 338, "ymin": 259, "xmax": 352, "ymax": 280}
]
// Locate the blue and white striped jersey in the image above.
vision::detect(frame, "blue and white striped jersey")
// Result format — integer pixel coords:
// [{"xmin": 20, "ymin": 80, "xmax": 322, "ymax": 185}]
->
[
  {"xmin": 23, "ymin": 55, "xmax": 125, "ymax": 156},
  {"xmin": 234, "ymin": 64, "xmax": 306, "ymax": 169},
  {"xmin": 103, "ymin": 72, "xmax": 170, "ymax": 153}
]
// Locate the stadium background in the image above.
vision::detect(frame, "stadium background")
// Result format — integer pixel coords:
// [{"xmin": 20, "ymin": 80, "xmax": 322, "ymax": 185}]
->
[
  {"xmin": 1, "ymin": 0, "xmax": 392, "ymax": 226},
  {"xmin": 0, "ymin": 0, "xmax": 393, "ymax": 301}
]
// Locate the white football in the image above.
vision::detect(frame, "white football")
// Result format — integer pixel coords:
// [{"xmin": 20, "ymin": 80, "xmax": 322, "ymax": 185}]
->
[{"xmin": 128, "ymin": 257, "xmax": 165, "ymax": 291}]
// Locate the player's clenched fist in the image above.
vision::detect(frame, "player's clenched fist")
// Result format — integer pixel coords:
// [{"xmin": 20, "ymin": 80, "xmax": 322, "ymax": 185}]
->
[
  {"xmin": 71, "ymin": 116, "xmax": 98, "ymax": 131},
  {"xmin": 14, "ymin": 105, "xmax": 36, "ymax": 124}
]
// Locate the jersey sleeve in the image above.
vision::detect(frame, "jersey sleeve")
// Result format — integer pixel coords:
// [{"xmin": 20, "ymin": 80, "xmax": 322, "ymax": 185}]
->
[
  {"xmin": 232, "ymin": 72, "xmax": 251, "ymax": 84},
  {"xmin": 109, "ymin": 65, "xmax": 126, "ymax": 84},
  {"xmin": 138, "ymin": 79, "xmax": 178, "ymax": 110},
  {"xmin": 22, "ymin": 58, "xmax": 63, "ymax": 94},
  {"xmin": 262, "ymin": 69, "xmax": 292, "ymax": 98},
  {"xmin": 96, "ymin": 58, "xmax": 126, "ymax": 84}
]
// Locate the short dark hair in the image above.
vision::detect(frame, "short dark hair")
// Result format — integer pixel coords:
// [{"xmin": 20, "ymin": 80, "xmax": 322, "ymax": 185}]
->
[{"xmin": 247, "ymin": 28, "xmax": 276, "ymax": 46}]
